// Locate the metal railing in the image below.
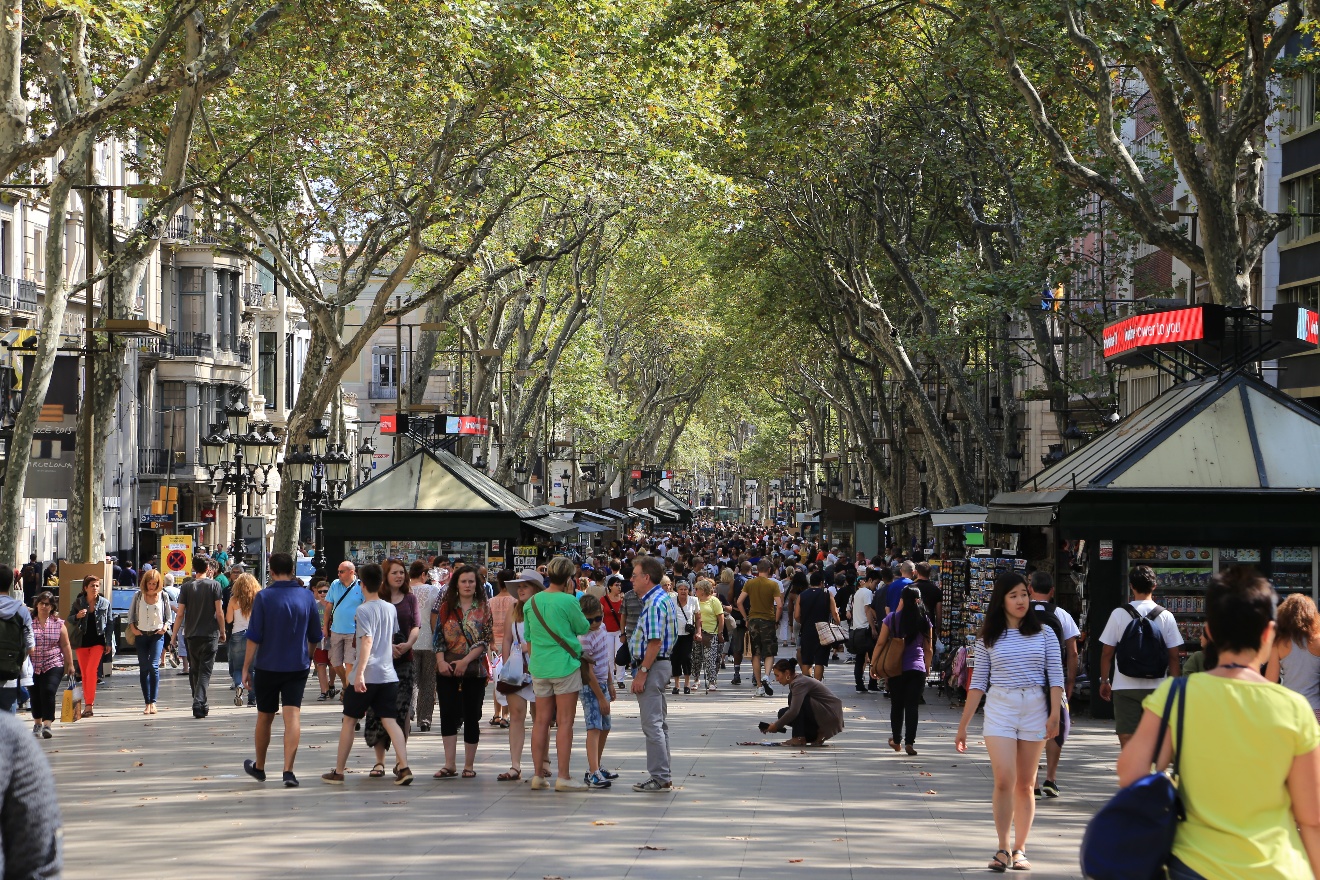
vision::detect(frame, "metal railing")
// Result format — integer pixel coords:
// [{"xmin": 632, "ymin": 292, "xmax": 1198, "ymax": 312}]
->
[
  {"xmin": 367, "ymin": 381, "xmax": 398, "ymax": 400},
  {"xmin": 138, "ymin": 446, "xmax": 202, "ymax": 475},
  {"xmin": 168, "ymin": 330, "xmax": 212, "ymax": 358},
  {"xmin": 0, "ymin": 275, "xmax": 37, "ymax": 314},
  {"xmin": 132, "ymin": 336, "xmax": 172, "ymax": 359},
  {"xmin": 160, "ymin": 215, "xmax": 243, "ymax": 244}
]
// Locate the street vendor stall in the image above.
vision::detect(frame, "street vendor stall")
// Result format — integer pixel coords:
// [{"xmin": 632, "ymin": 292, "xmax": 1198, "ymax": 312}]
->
[
  {"xmin": 987, "ymin": 371, "xmax": 1320, "ymax": 717},
  {"xmin": 321, "ymin": 448, "xmax": 577, "ymax": 570}
]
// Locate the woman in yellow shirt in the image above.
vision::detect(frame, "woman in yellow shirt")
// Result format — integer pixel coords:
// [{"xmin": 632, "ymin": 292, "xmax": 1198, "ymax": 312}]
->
[
  {"xmin": 693, "ymin": 579, "xmax": 725, "ymax": 693},
  {"xmin": 1117, "ymin": 568, "xmax": 1320, "ymax": 880}
]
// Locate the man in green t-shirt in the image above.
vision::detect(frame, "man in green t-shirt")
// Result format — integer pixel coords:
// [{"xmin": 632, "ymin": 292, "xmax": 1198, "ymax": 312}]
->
[{"xmin": 737, "ymin": 558, "xmax": 783, "ymax": 696}]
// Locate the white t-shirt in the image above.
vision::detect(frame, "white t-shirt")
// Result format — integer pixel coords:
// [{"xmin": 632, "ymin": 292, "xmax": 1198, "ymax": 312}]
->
[
  {"xmin": 850, "ymin": 586, "xmax": 874, "ymax": 629},
  {"xmin": 1099, "ymin": 597, "xmax": 1183, "ymax": 690}
]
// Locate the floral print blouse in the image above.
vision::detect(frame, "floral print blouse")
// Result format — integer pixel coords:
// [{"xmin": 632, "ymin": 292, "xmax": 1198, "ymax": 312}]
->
[{"xmin": 434, "ymin": 599, "xmax": 493, "ymax": 669}]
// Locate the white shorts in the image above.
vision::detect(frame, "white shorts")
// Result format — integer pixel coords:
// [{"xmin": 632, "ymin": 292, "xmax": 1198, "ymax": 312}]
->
[{"xmin": 983, "ymin": 686, "xmax": 1048, "ymax": 741}]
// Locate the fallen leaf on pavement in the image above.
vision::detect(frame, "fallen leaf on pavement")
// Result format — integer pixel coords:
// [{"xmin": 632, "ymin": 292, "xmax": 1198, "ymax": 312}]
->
[
  {"xmin": 638, "ymin": 845, "xmax": 668, "ymax": 851},
  {"xmin": 924, "ymin": 789, "xmax": 937, "ymax": 794},
  {"xmin": 134, "ymin": 762, "xmax": 144, "ymax": 767},
  {"xmin": 832, "ymin": 838, "xmax": 844, "ymax": 842},
  {"xmin": 592, "ymin": 821, "xmax": 617, "ymax": 826},
  {"xmin": 789, "ymin": 859, "xmax": 804, "ymax": 863},
  {"xmin": 919, "ymin": 771, "xmax": 933, "ymax": 777}
]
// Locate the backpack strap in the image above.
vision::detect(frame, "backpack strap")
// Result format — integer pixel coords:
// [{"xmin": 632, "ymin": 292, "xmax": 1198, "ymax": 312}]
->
[
  {"xmin": 1119, "ymin": 604, "xmax": 1140, "ymax": 620},
  {"xmin": 1146, "ymin": 605, "xmax": 1166, "ymax": 621}
]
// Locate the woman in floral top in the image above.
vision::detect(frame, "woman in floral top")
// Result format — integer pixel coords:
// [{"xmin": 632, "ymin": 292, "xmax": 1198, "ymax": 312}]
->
[{"xmin": 430, "ymin": 565, "xmax": 493, "ymax": 779}]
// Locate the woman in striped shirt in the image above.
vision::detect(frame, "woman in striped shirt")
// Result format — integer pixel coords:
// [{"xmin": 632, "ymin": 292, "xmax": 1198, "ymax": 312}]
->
[{"xmin": 955, "ymin": 572, "xmax": 1064, "ymax": 873}]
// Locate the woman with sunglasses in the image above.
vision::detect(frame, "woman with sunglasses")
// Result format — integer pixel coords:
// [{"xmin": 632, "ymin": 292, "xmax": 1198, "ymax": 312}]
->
[{"xmin": 29, "ymin": 591, "xmax": 73, "ymax": 737}]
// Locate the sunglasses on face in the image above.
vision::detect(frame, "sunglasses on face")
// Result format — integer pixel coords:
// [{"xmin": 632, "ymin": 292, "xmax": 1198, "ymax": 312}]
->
[
  {"xmin": 588, "ymin": 616, "xmax": 603, "ymax": 623},
  {"xmin": 317, "ymin": 590, "xmax": 329, "ymax": 596}
]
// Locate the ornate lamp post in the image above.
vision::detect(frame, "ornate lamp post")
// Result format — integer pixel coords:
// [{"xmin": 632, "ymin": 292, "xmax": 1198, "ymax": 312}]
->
[
  {"xmin": 200, "ymin": 395, "xmax": 281, "ymax": 567},
  {"xmin": 282, "ymin": 420, "xmax": 352, "ymax": 577},
  {"xmin": 356, "ymin": 437, "xmax": 375, "ymax": 485}
]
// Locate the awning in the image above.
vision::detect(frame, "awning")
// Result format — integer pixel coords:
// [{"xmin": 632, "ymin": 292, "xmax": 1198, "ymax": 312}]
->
[
  {"xmin": 574, "ymin": 521, "xmax": 614, "ymax": 534},
  {"xmin": 987, "ymin": 505, "xmax": 1057, "ymax": 527},
  {"xmin": 597, "ymin": 508, "xmax": 629, "ymax": 521},
  {"xmin": 627, "ymin": 507, "xmax": 661, "ymax": 524},
  {"xmin": 796, "ymin": 510, "xmax": 821, "ymax": 524},
  {"xmin": 929, "ymin": 504, "xmax": 988, "ymax": 528},
  {"xmin": 880, "ymin": 510, "xmax": 926, "ymax": 525},
  {"xmin": 524, "ymin": 516, "xmax": 579, "ymax": 537}
]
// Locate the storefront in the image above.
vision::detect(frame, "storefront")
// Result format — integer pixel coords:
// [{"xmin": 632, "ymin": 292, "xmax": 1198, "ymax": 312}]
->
[
  {"xmin": 987, "ymin": 372, "xmax": 1320, "ymax": 716},
  {"xmin": 322, "ymin": 448, "xmax": 579, "ymax": 571}
]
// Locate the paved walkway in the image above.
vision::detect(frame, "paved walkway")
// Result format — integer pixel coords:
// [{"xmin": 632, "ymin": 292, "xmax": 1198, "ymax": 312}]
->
[{"xmin": 40, "ymin": 660, "xmax": 1119, "ymax": 879}]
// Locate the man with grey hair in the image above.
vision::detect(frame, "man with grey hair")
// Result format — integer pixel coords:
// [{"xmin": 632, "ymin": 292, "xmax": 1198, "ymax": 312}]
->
[{"xmin": 629, "ymin": 554, "xmax": 678, "ymax": 792}]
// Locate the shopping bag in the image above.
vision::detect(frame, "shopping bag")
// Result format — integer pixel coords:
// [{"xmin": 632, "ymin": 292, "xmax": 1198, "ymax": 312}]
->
[
  {"xmin": 61, "ymin": 683, "xmax": 77, "ymax": 723},
  {"xmin": 496, "ymin": 647, "xmax": 526, "ymax": 694}
]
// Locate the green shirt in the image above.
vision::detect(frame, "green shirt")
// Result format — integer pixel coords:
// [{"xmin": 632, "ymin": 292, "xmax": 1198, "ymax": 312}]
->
[
  {"xmin": 1145, "ymin": 675, "xmax": 1319, "ymax": 879},
  {"xmin": 524, "ymin": 590, "xmax": 590, "ymax": 680}
]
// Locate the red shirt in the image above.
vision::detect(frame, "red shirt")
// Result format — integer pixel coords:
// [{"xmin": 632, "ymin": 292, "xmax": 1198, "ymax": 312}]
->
[{"xmin": 601, "ymin": 595, "xmax": 623, "ymax": 633}]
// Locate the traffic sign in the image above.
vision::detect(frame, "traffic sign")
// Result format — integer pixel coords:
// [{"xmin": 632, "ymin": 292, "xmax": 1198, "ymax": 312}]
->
[
  {"xmin": 140, "ymin": 514, "xmax": 173, "ymax": 525},
  {"xmin": 162, "ymin": 534, "xmax": 193, "ymax": 575}
]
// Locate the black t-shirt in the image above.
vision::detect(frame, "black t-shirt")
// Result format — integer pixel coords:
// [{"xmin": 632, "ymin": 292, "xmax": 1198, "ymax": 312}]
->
[
  {"xmin": 869, "ymin": 585, "xmax": 890, "ymax": 620},
  {"xmin": 179, "ymin": 577, "xmax": 223, "ymax": 638},
  {"xmin": 914, "ymin": 579, "xmax": 941, "ymax": 625}
]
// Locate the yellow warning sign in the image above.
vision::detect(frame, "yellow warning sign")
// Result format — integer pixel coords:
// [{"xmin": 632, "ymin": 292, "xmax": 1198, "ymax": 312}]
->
[{"xmin": 162, "ymin": 535, "xmax": 193, "ymax": 576}]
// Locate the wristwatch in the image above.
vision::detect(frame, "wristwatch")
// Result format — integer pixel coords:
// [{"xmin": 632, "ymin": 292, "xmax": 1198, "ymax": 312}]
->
[{"xmin": 638, "ymin": 665, "xmax": 650, "ymax": 675}]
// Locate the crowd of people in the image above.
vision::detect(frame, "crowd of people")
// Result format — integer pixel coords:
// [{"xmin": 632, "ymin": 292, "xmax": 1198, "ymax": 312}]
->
[{"xmin": 4, "ymin": 522, "xmax": 1320, "ymax": 879}]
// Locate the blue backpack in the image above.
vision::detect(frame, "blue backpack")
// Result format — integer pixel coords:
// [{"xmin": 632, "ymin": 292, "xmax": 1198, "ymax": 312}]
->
[
  {"xmin": 1115, "ymin": 604, "xmax": 1170, "ymax": 679},
  {"xmin": 1080, "ymin": 676, "xmax": 1186, "ymax": 879}
]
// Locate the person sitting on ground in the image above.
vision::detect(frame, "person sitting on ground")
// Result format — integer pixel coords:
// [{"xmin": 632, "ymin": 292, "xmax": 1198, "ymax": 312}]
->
[{"xmin": 762, "ymin": 658, "xmax": 844, "ymax": 746}]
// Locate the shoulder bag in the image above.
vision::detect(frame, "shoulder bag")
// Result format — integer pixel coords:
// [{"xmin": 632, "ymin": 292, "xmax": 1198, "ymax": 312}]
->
[
  {"xmin": 815, "ymin": 620, "xmax": 849, "ymax": 646},
  {"xmin": 528, "ymin": 596, "xmax": 590, "ymax": 678},
  {"xmin": 873, "ymin": 615, "xmax": 907, "ymax": 680},
  {"xmin": 125, "ymin": 593, "xmax": 141, "ymax": 647},
  {"xmin": 1080, "ymin": 676, "xmax": 1187, "ymax": 880},
  {"xmin": 496, "ymin": 626, "xmax": 529, "ymax": 695}
]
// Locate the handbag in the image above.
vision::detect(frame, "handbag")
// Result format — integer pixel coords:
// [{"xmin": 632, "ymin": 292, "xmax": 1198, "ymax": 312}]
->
[
  {"xmin": 679, "ymin": 603, "xmax": 695, "ymax": 636},
  {"xmin": 874, "ymin": 628, "xmax": 907, "ymax": 680},
  {"xmin": 615, "ymin": 639, "xmax": 633, "ymax": 668},
  {"xmin": 496, "ymin": 644, "xmax": 527, "ymax": 695},
  {"xmin": 816, "ymin": 620, "xmax": 848, "ymax": 646},
  {"xmin": 1080, "ymin": 676, "xmax": 1187, "ymax": 880},
  {"xmin": 125, "ymin": 593, "xmax": 141, "ymax": 648}
]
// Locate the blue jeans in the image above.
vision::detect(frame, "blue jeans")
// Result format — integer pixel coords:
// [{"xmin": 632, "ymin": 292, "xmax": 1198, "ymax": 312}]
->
[
  {"xmin": 228, "ymin": 630, "xmax": 247, "ymax": 690},
  {"xmin": 136, "ymin": 632, "xmax": 166, "ymax": 704}
]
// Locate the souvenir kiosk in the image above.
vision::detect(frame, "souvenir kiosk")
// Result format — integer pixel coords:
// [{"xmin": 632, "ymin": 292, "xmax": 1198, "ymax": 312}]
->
[
  {"xmin": 321, "ymin": 448, "xmax": 578, "ymax": 570},
  {"xmin": 988, "ymin": 303, "xmax": 1320, "ymax": 717}
]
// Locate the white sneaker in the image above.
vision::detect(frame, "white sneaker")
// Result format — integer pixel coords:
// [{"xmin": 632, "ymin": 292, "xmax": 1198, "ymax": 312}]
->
[{"xmin": 32, "ymin": 721, "xmax": 41, "ymax": 736}]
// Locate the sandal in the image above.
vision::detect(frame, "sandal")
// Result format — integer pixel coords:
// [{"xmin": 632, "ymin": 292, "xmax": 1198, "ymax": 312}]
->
[
  {"xmin": 369, "ymin": 763, "xmax": 386, "ymax": 778},
  {"xmin": 1010, "ymin": 850, "xmax": 1031, "ymax": 871},
  {"xmin": 462, "ymin": 768, "xmax": 477, "ymax": 778},
  {"xmin": 488, "ymin": 717, "xmax": 503, "ymax": 726},
  {"xmin": 988, "ymin": 850, "xmax": 1011, "ymax": 873},
  {"xmin": 497, "ymin": 767, "xmax": 522, "ymax": 781},
  {"xmin": 497, "ymin": 718, "xmax": 510, "ymax": 729},
  {"xmin": 887, "ymin": 737, "xmax": 902, "ymax": 753},
  {"xmin": 433, "ymin": 767, "xmax": 458, "ymax": 779}
]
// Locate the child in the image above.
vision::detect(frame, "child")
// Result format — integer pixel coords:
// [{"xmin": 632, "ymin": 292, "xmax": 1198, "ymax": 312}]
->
[{"xmin": 578, "ymin": 594, "xmax": 617, "ymax": 789}]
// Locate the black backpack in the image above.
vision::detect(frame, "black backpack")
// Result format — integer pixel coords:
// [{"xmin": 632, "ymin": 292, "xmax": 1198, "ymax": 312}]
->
[
  {"xmin": 0, "ymin": 615, "xmax": 26, "ymax": 681},
  {"xmin": 1115, "ymin": 604, "xmax": 1170, "ymax": 679},
  {"xmin": 1032, "ymin": 601, "xmax": 1066, "ymax": 656}
]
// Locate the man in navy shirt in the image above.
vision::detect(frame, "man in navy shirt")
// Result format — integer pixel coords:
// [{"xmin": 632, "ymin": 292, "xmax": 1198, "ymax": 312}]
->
[
  {"xmin": 884, "ymin": 561, "xmax": 915, "ymax": 616},
  {"xmin": 241, "ymin": 552, "xmax": 323, "ymax": 787}
]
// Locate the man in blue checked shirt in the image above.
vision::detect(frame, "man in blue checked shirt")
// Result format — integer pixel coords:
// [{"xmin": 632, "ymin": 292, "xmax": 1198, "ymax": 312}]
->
[{"xmin": 628, "ymin": 554, "xmax": 679, "ymax": 793}]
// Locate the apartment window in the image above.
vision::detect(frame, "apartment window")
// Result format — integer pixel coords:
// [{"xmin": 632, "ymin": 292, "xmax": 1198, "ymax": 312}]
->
[
  {"xmin": 160, "ymin": 381, "xmax": 187, "ymax": 453},
  {"xmin": 1281, "ymin": 282, "xmax": 1320, "ymax": 312},
  {"xmin": 1283, "ymin": 172, "xmax": 1318, "ymax": 243},
  {"xmin": 178, "ymin": 267, "xmax": 205, "ymax": 335},
  {"xmin": 216, "ymin": 272, "xmax": 228, "ymax": 350},
  {"xmin": 285, "ymin": 332, "xmax": 295, "ymax": 407},
  {"xmin": 228, "ymin": 272, "xmax": 240, "ymax": 350},
  {"xmin": 31, "ymin": 228, "xmax": 43, "ymax": 283},
  {"xmin": 259, "ymin": 332, "xmax": 277, "ymax": 407},
  {"xmin": 1288, "ymin": 72, "xmax": 1318, "ymax": 133},
  {"xmin": 371, "ymin": 347, "xmax": 398, "ymax": 398},
  {"xmin": 1, "ymin": 219, "xmax": 10, "ymax": 276}
]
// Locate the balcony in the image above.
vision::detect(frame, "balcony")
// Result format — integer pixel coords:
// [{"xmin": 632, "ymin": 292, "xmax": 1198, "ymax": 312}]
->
[
  {"xmin": 0, "ymin": 275, "xmax": 38, "ymax": 314},
  {"xmin": 160, "ymin": 215, "xmax": 243, "ymax": 245},
  {"xmin": 236, "ymin": 338, "xmax": 252, "ymax": 365},
  {"xmin": 138, "ymin": 447, "xmax": 198, "ymax": 476},
  {"xmin": 368, "ymin": 381, "xmax": 398, "ymax": 400},
  {"xmin": 168, "ymin": 331, "xmax": 212, "ymax": 358},
  {"xmin": 132, "ymin": 336, "xmax": 173, "ymax": 360},
  {"xmin": 243, "ymin": 283, "xmax": 267, "ymax": 307}
]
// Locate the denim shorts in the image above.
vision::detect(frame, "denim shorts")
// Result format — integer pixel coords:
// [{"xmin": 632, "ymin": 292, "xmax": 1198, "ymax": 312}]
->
[
  {"xmin": 983, "ymin": 686, "xmax": 1047, "ymax": 740},
  {"xmin": 580, "ymin": 686, "xmax": 611, "ymax": 731}
]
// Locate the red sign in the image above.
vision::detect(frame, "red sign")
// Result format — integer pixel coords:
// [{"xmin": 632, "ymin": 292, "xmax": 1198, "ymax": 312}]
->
[
  {"xmin": 630, "ymin": 469, "xmax": 642, "ymax": 480},
  {"xmin": 380, "ymin": 414, "xmax": 397, "ymax": 434},
  {"xmin": 201, "ymin": 507, "xmax": 216, "ymax": 523},
  {"xmin": 1102, "ymin": 306, "xmax": 1222, "ymax": 363},
  {"xmin": 456, "ymin": 416, "xmax": 488, "ymax": 436}
]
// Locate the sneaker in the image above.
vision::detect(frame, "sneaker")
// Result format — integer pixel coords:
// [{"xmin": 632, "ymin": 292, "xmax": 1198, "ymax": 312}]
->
[
  {"xmin": 283, "ymin": 771, "xmax": 299, "ymax": 788},
  {"xmin": 762, "ymin": 681, "xmax": 773, "ymax": 697},
  {"xmin": 600, "ymin": 769, "xmax": 619, "ymax": 780},
  {"xmin": 731, "ymin": 673, "xmax": 742, "ymax": 685},
  {"xmin": 1034, "ymin": 787, "xmax": 1043, "ymax": 799},
  {"xmin": 317, "ymin": 691, "xmax": 329, "ymax": 702},
  {"xmin": 555, "ymin": 777, "xmax": 588, "ymax": 792},
  {"xmin": 234, "ymin": 687, "xmax": 244, "ymax": 707},
  {"xmin": 1042, "ymin": 780, "xmax": 1060, "ymax": 798},
  {"xmin": 41, "ymin": 725, "xmax": 52, "ymax": 739},
  {"xmin": 855, "ymin": 686, "xmax": 867, "ymax": 693},
  {"xmin": 530, "ymin": 774, "xmax": 550, "ymax": 790},
  {"xmin": 419, "ymin": 719, "xmax": 431, "ymax": 732},
  {"xmin": 31, "ymin": 721, "xmax": 41, "ymax": 736},
  {"xmin": 752, "ymin": 684, "xmax": 764, "ymax": 697},
  {"xmin": 321, "ymin": 770, "xmax": 345, "ymax": 784},
  {"xmin": 632, "ymin": 777, "xmax": 673, "ymax": 793},
  {"xmin": 243, "ymin": 759, "xmax": 267, "ymax": 782},
  {"xmin": 584, "ymin": 771, "xmax": 611, "ymax": 789}
]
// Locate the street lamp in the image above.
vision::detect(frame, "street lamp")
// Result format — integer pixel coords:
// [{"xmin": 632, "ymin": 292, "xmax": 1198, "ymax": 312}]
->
[
  {"xmin": 202, "ymin": 397, "xmax": 281, "ymax": 567},
  {"xmin": 282, "ymin": 421, "xmax": 352, "ymax": 577},
  {"xmin": 356, "ymin": 437, "xmax": 375, "ymax": 484}
]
